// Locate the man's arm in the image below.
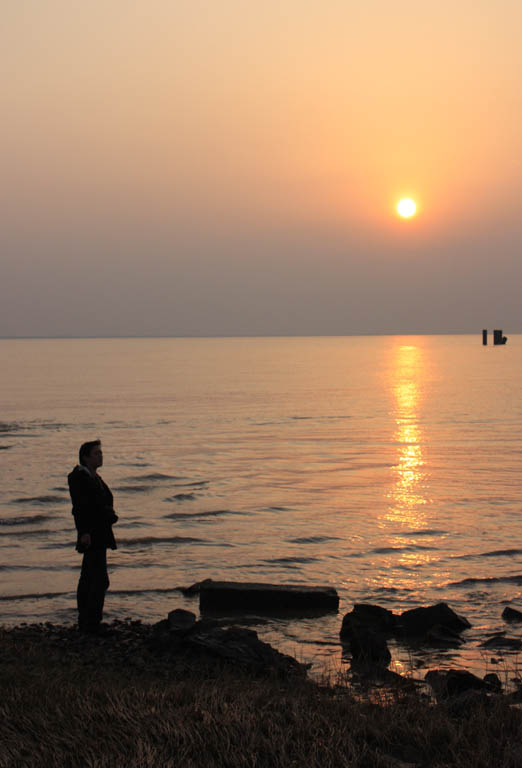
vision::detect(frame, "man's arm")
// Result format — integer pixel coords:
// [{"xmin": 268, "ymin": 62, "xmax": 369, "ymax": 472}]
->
[{"xmin": 68, "ymin": 472, "xmax": 94, "ymax": 537}]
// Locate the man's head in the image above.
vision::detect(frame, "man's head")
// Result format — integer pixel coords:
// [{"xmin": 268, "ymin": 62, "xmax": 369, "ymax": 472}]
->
[{"xmin": 79, "ymin": 440, "xmax": 103, "ymax": 469}]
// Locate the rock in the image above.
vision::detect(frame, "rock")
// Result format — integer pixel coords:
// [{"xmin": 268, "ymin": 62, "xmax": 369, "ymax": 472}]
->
[
  {"xmin": 199, "ymin": 580, "xmax": 339, "ymax": 614},
  {"xmin": 178, "ymin": 579, "xmax": 213, "ymax": 596},
  {"xmin": 168, "ymin": 609, "xmax": 196, "ymax": 635},
  {"xmin": 398, "ymin": 603, "xmax": 471, "ymax": 636},
  {"xmin": 483, "ymin": 673, "xmax": 502, "ymax": 692},
  {"xmin": 350, "ymin": 664, "xmax": 417, "ymax": 691},
  {"xmin": 146, "ymin": 616, "xmax": 307, "ymax": 678},
  {"xmin": 183, "ymin": 625, "xmax": 307, "ymax": 677},
  {"xmin": 479, "ymin": 634, "xmax": 522, "ymax": 651},
  {"xmin": 425, "ymin": 624, "xmax": 464, "ymax": 646},
  {"xmin": 425, "ymin": 669, "xmax": 486, "ymax": 699},
  {"xmin": 340, "ymin": 604, "xmax": 396, "ymax": 639},
  {"xmin": 344, "ymin": 624, "xmax": 391, "ymax": 666},
  {"xmin": 502, "ymin": 606, "xmax": 522, "ymax": 622}
]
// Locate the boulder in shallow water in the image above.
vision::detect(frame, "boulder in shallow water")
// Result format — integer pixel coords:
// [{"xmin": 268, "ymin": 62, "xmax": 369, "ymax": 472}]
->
[
  {"xmin": 502, "ymin": 606, "xmax": 522, "ymax": 623},
  {"xmin": 340, "ymin": 604, "xmax": 396, "ymax": 639},
  {"xmin": 199, "ymin": 580, "xmax": 339, "ymax": 615},
  {"xmin": 346, "ymin": 625, "xmax": 391, "ymax": 666},
  {"xmin": 177, "ymin": 579, "xmax": 213, "ymax": 596},
  {"xmin": 398, "ymin": 602, "xmax": 471, "ymax": 636},
  {"xmin": 425, "ymin": 624, "xmax": 465, "ymax": 647},
  {"xmin": 479, "ymin": 634, "xmax": 522, "ymax": 651}
]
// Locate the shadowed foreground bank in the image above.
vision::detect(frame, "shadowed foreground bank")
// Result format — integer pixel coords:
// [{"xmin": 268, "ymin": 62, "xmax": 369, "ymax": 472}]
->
[{"xmin": 2, "ymin": 621, "xmax": 522, "ymax": 768}]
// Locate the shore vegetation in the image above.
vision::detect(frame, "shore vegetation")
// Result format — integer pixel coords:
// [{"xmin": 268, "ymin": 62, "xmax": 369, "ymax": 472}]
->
[{"xmin": 1, "ymin": 621, "xmax": 522, "ymax": 768}]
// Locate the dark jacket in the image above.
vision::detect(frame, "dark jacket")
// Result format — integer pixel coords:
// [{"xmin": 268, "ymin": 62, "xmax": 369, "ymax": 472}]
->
[{"xmin": 68, "ymin": 465, "xmax": 118, "ymax": 551}]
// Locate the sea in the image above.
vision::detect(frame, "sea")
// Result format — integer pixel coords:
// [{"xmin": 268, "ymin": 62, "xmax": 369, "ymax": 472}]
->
[{"xmin": 2, "ymin": 335, "xmax": 522, "ymax": 680}]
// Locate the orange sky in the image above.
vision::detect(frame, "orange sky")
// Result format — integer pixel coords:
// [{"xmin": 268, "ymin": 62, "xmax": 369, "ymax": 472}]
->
[{"xmin": 2, "ymin": 0, "xmax": 522, "ymax": 336}]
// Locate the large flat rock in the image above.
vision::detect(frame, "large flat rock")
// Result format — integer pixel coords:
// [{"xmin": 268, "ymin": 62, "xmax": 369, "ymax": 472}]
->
[{"xmin": 199, "ymin": 580, "xmax": 339, "ymax": 615}]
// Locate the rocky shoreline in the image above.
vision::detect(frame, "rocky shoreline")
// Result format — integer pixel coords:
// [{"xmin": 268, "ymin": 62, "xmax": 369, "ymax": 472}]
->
[
  {"xmin": 3, "ymin": 606, "xmax": 522, "ymax": 767},
  {"xmin": 3, "ymin": 593, "xmax": 522, "ymax": 703}
]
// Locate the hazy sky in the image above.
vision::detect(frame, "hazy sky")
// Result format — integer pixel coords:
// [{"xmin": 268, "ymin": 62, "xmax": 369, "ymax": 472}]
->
[{"xmin": 2, "ymin": 0, "xmax": 521, "ymax": 337}]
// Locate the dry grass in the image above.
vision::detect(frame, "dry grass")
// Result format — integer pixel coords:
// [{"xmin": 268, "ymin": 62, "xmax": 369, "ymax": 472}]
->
[{"xmin": 1, "ymin": 628, "xmax": 522, "ymax": 768}]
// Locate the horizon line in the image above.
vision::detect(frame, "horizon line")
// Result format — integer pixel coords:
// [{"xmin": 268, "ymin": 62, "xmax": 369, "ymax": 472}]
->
[{"xmin": 0, "ymin": 331, "xmax": 514, "ymax": 341}]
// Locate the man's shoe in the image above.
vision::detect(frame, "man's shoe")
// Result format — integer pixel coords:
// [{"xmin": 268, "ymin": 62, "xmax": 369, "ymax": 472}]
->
[{"xmin": 79, "ymin": 623, "xmax": 114, "ymax": 637}]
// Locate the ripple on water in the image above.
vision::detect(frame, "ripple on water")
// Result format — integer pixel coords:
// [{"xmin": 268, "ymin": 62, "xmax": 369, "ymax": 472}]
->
[
  {"xmin": 371, "ymin": 545, "xmax": 436, "ymax": 554},
  {"xmin": 263, "ymin": 556, "xmax": 319, "ymax": 564},
  {"xmin": 447, "ymin": 574, "xmax": 522, "ymax": 588},
  {"xmin": 454, "ymin": 548, "xmax": 522, "ymax": 560},
  {"xmin": 10, "ymin": 495, "xmax": 67, "ymax": 505},
  {"xmin": 117, "ymin": 535, "xmax": 206, "ymax": 547},
  {"xmin": 288, "ymin": 536, "xmax": 341, "ymax": 544},
  {"xmin": 163, "ymin": 509, "xmax": 243, "ymax": 520},
  {"xmin": 0, "ymin": 515, "xmax": 52, "ymax": 526},
  {"xmin": 2, "ymin": 528, "xmax": 53, "ymax": 537},
  {"xmin": 113, "ymin": 485, "xmax": 153, "ymax": 493},
  {"xmin": 126, "ymin": 473, "xmax": 185, "ymax": 482}
]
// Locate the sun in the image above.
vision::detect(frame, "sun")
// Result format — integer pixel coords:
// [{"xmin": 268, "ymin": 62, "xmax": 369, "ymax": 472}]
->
[{"xmin": 396, "ymin": 198, "xmax": 417, "ymax": 218}]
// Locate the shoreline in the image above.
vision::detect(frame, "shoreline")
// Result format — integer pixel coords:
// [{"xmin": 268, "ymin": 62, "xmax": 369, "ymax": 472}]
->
[{"xmin": 2, "ymin": 619, "xmax": 522, "ymax": 767}]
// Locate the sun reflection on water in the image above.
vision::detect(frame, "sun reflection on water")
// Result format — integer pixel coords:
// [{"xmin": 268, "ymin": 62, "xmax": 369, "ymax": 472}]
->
[{"xmin": 385, "ymin": 342, "xmax": 430, "ymax": 547}]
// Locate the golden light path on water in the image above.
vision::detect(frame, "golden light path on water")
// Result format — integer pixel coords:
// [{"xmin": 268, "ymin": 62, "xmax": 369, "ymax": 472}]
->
[
  {"xmin": 381, "ymin": 342, "xmax": 435, "ymax": 596},
  {"xmin": 389, "ymin": 343, "xmax": 427, "ymax": 527}
]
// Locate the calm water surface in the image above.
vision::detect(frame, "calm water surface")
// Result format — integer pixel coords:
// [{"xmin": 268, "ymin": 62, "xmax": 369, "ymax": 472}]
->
[{"xmin": 2, "ymin": 335, "xmax": 522, "ymax": 678}]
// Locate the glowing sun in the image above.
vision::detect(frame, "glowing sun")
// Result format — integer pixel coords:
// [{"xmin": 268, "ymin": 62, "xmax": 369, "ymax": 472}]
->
[{"xmin": 396, "ymin": 198, "xmax": 417, "ymax": 218}]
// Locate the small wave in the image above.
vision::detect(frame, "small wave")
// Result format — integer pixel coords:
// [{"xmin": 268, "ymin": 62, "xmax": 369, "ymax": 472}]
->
[
  {"xmin": 0, "ymin": 445, "xmax": 13, "ymax": 450},
  {"xmin": 1, "ymin": 420, "xmax": 67, "ymax": 435},
  {"xmin": 268, "ymin": 506, "xmax": 290, "ymax": 512},
  {"xmin": 164, "ymin": 493, "xmax": 196, "ymax": 502},
  {"xmin": 118, "ymin": 535, "xmax": 205, "ymax": 547},
  {"xmin": 263, "ymin": 556, "xmax": 319, "ymax": 564},
  {"xmin": 10, "ymin": 495, "xmax": 67, "ymax": 505},
  {"xmin": 114, "ymin": 521, "xmax": 148, "ymax": 529},
  {"xmin": 455, "ymin": 549, "xmax": 522, "ymax": 560},
  {"xmin": 172, "ymin": 481, "xmax": 209, "ymax": 488},
  {"xmin": 0, "ymin": 591, "xmax": 69, "ymax": 602},
  {"xmin": 448, "ymin": 575, "xmax": 522, "ymax": 588},
  {"xmin": 401, "ymin": 529, "xmax": 448, "ymax": 537},
  {"xmin": 109, "ymin": 586, "xmax": 186, "ymax": 596},
  {"xmin": 113, "ymin": 485, "xmax": 152, "ymax": 493},
  {"xmin": 1, "ymin": 528, "xmax": 53, "ymax": 537},
  {"xmin": 371, "ymin": 545, "xmax": 434, "ymax": 554},
  {"xmin": 288, "ymin": 536, "xmax": 341, "ymax": 544},
  {"xmin": 130, "ymin": 473, "xmax": 185, "ymax": 482},
  {"xmin": 163, "ymin": 509, "xmax": 240, "ymax": 520},
  {"xmin": 0, "ymin": 422, "xmax": 23, "ymax": 434},
  {"xmin": 0, "ymin": 515, "xmax": 51, "ymax": 526},
  {"xmin": 0, "ymin": 564, "xmax": 73, "ymax": 572}
]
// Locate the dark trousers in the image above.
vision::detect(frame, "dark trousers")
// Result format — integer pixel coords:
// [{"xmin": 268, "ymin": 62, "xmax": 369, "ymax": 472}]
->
[{"xmin": 77, "ymin": 548, "xmax": 110, "ymax": 630}]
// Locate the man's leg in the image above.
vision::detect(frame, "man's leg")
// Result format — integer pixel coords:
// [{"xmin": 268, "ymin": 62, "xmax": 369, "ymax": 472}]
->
[{"xmin": 77, "ymin": 549, "xmax": 109, "ymax": 631}]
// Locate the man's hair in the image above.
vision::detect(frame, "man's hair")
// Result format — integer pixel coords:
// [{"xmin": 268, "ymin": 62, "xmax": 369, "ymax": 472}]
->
[{"xmin": 79, "ymin": 440, "xmax": 101, "ymax": 466}]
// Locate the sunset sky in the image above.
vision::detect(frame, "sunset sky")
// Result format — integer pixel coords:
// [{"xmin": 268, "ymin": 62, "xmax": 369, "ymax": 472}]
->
[{"xmin": 2, "ymin": 0, "xmax": 521, "ymax": 337}]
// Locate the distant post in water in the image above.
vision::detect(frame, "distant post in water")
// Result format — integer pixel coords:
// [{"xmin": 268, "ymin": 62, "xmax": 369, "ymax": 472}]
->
[
  {"xmin": 482, "ymin": 329, "xmax": 488, "ymax": 345},
  {"xmin": 493, "ymin": 329, "xmax": 508, "ymax": 345}
]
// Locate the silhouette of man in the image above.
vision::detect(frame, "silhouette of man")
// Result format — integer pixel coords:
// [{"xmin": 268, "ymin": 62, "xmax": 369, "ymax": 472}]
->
[{"xmin": 68, "ymin": 440, "xmax": 118, "ymax": 634}]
